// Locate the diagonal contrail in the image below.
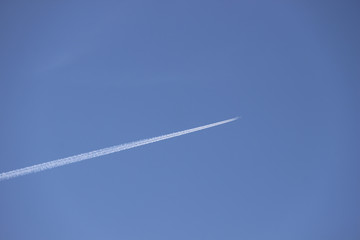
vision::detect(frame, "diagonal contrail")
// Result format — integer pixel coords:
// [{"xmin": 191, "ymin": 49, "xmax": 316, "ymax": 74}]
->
[{"xmin": 0, "ymin": 117, "xmax": 238, "ymax": 181}]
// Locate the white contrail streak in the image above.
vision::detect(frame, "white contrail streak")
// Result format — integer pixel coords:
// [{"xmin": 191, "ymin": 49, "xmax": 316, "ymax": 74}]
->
[{"xmin": 0, "ymin": 117, "xmax": 238, "ymax": 181}]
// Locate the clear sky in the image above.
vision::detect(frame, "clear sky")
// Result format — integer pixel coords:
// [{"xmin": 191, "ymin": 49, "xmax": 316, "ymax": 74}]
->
[{"xmin": 0, "ymin": 1, "xmax": 359, "ymax": 239}]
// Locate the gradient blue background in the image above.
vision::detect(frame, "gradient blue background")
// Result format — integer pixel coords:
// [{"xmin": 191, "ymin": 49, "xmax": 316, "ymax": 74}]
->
[{"xmin": 1, "ymin": 1, "xmax": 359, "ymax": 239}]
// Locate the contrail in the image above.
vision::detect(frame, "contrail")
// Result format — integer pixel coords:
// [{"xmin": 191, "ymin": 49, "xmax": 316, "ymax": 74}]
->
[{"xmin": 0, "ymin": 117, "xmax": 238, "ymax": 181}]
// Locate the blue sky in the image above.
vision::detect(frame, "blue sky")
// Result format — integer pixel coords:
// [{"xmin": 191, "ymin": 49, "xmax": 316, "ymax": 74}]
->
[{"xmin": 0, "ymin": 1, "xmax": 359, "ymax": 239}]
